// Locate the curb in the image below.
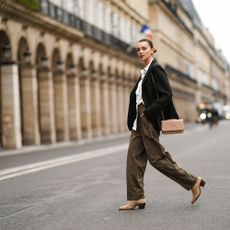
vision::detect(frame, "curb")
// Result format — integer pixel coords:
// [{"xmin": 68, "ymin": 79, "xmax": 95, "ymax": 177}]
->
[
  {"xmin": 0, "ymin": 132, "xmax": 129, "ymax": 157},
  {"xmin": 0, "ymin": 123, "xmax": 208, "ymax": 157}
]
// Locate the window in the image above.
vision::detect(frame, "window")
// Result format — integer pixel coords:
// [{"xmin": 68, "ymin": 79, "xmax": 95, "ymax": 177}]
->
[
  {"xmin": 72, "ymin": 0, "xmax": 84, "ymax": 18},
  {"xmin": 50, "ymin": 0, "xmax": 62, "ymax": 7},
  {"xmin": 105, "ymin": 7, "xmax": 111, "ymax": 33},
  {"xmin": 126, "ymin": 20, "xmax": 131, "ymax": 43},
  {"xmin": 111, "ymin": 11, "xmax": 119, "ymax": 36},
  {"xmin": 131, "ymin": 22, "xmax": 138, "ymax": 43},
  {"xmin": 120, "ymin": 16, "xmax": 125, "ymax": 40},
  {"xmin": 66, "ymin": 0, "xmax": 73, "ymax": 13},
  {"xmin": 97, "ymin": 2, "xmax": 104, "ymax": 29},
  {"xmin": 88, "ymin": 0, "xmax": 95, "ymax": 24}
]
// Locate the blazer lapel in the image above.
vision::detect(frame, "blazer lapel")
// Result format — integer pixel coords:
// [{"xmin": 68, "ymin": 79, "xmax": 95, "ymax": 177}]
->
[
  {"xmin": 142, "ymin": 58, "xmax": 157, "ymax": 85},
  {"xmin": 131, "ymin": 75, "xmax": 142, "ymax": 93}
]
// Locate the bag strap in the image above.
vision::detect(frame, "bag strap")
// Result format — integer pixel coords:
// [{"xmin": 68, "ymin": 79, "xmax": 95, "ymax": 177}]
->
[{"xmin": 150, "ymin": 72, "xmax": 165, "ymax": 120}]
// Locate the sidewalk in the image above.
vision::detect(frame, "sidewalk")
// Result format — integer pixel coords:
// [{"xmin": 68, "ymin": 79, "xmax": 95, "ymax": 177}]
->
[
  {"xmin": 0, "ymin": 122, "xmax": 206, "ymax": 158},
  {"xmin": 0, "ymin": 132, "xmax": 130, "ymax": 158}
]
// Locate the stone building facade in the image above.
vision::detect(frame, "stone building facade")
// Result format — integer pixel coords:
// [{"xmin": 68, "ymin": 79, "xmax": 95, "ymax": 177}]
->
[
  {"xmin": 0, "ymin": 0, "xmax": 229, "ymax": 150},
  {"xmin": 149, "ymin": 0, "xmax": 230, "ymax": 119},
  {"xmin": 0, "ymin": 0, "xmax": 149, "ymax": 149}
]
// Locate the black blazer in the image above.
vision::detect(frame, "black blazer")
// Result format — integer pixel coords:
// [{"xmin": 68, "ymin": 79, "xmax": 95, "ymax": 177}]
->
[{"xmin": 127, "ymin": 59, "xmax": 179, "ymax": 132}]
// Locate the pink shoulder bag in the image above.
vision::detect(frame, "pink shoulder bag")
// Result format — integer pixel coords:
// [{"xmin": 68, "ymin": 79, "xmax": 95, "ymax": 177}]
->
[{"xmin": 151, "ymin": 72, "xmax": 184, "ymax": 134}]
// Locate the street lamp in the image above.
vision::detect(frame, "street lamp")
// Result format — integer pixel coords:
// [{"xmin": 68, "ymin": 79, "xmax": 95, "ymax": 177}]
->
[
  {"xmin": 2, "ymin": 44, "xmax": 11, "ymax": 61},
  {"xmin": 56, "ymin": 60, "xmax": 64, "ymax": 71},
  {"xmin": 66, "ymin": 64, "xmax": 77, "ymax": 78},
  {"xmin": 81, "ymin": 66, "xmax": 88, "ymax": 77},
  {"xmin": 69, "ymin": 63, "xmax": 76, "ymax": 69},
  {"xmin": 41, "ymin": 56, "xmax": 48, "ymax": 68},
  {"xmin": 23, "ymin": 49, "xmax": 32, "ymax": 65},
  {"xmin": 92, "ymin": 69, "xmax": 97, "ymax": 79},
  {"xmin": 69, "ymin": 63, "xmax": 76, "ymax": 74}
]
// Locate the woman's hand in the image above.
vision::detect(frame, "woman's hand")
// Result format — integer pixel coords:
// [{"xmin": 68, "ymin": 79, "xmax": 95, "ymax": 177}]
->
[{"xmin": 140, "ymin": 113, "xmax": 145, "ymax": 118}]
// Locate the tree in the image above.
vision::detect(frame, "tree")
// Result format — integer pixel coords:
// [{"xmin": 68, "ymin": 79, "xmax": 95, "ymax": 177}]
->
[{"xmin": 18, "ymin": 0, "xmax": 40, "ymax": 11}]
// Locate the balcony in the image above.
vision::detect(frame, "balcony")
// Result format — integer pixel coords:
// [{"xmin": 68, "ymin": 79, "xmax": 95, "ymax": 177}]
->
[
  {"xmin": 165, "ymin": 65, "xmax": 197, "ymax": 84},
  {"xmin": 39, "ymin": 0, "xmax": 136, "ymax": 58},
  {"xmin": 40, "ymin": 0, "xmax": 83, "ymax": 31}
]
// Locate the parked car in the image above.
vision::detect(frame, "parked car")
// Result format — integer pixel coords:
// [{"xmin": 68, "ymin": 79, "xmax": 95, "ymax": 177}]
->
[
  {"xmin": 223, "ymin": 105, "xmax": 230, "ymax": 120},
  {"xmin": 196, "ymin": 108, "xmax": 221, "ymax": 126}
]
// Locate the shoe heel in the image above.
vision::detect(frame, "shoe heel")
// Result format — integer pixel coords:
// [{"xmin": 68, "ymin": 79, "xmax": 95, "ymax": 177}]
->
[
  {"xmin": 200, "ymin": 179, "xmax": 206, "ymax": 187},
  {"xmin": 138, "ymin": 203, "xmax": 146, "ymax": 209}
]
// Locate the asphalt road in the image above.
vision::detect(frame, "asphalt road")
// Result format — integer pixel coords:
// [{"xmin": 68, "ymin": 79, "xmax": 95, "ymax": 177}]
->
[{"xmin": 0, "ymin": 122, "xmax": 230, "ymax": 230}]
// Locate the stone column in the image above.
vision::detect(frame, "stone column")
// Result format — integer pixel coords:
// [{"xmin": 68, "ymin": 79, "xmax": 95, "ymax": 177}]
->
[
  {"xmin": 80, "ymin": 69, "xmax": 92, "ymax": 139},
  {"xmin": 53, "ymin": 69, "xmax": 69, "ymax": 142},
  {"xmin": 100, "ymin": 74, "xmax": 110, "ymax": 135},
  {"xmin": 0, "ymin": 62, "xmax": 22, "ymax": 149},
  {"xmin": 124, "ymin": 78, "xmax": 130, "ymax": 132},
  {"xmin": 108, "ymin": 76, "xmax": 114, "ymax": 134},
  {"xmin": 38, "ymin": 67, "xmax": 56, "ymax": 144},
  {"xmin": 20, "ymin": 64, "xmax": 40, "ymax": 145},
  {"xmin": 67, "ymin": 72, "xmax": 82, "ymax": 140},
  {"xmin": 108, "ymin": 75, "xmax": 117, "ymax": 134},
  {"xmin": 91, "ymin": 72, "xmax": 102, "ymax": 137},
  {"xmin": 117, "ymin": 76, "xmax": 125, "ymax": 132},
  {"xmin": 0, "ymin": 69, "xmax": 1, "ymax": 147}
]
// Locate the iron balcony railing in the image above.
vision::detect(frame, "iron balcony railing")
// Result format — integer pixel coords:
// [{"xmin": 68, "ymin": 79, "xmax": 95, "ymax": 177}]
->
[
  {"xmin": 165, "ymin": 64, "xmax": 197, "ymax": 84},
  {"xmin": 40, "ymin": 0, "xmax": 84, "ymax": 31},
  {"xmin": 39, "ymin": 0, "xmax": 136, "ymax": 57}
]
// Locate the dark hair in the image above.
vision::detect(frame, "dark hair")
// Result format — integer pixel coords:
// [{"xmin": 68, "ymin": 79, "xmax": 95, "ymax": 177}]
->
[{"xmin": 138, "ymin": 38, "xmax": 154, "ymax": 48}]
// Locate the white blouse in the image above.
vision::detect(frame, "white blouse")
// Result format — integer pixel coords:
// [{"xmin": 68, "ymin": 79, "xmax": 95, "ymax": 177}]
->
[{"xmin": 132, "ymin": 60, "xmax": 153, "ymax": 131}]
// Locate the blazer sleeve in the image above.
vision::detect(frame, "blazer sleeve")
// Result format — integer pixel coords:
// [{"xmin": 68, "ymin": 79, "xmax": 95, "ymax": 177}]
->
[{"xmin": 144, "ymin": 64, "xmax": 173, "ymax": 120}]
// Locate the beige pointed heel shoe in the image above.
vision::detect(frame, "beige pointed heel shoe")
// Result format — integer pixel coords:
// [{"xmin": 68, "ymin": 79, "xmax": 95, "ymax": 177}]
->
[
  {"xmin": 119, "ymin": 199, "xmax": 146, "ymax": 210},
  {"xmin": 191, "ymin": 177, "xmax": 206, "ymax": 204}
]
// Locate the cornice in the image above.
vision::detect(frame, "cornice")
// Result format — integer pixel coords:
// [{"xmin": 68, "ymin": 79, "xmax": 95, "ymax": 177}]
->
[
  {"xmin": 0, "ymin": 0, "xmax": 84, "ymax": 41},
  {"xmin": 157, "ymin": 0, "xmax": 193, "ymax": 37},
  {"xmin": 110, "ymin": 0, "xmax": 148, "ymax": 23}
]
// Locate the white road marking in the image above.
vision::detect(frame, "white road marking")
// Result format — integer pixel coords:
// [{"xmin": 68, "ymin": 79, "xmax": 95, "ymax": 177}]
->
[
  {"xmin": 0, "ymin": 133, "xmax": 129, "ymax": 158},
  {"xmin": 0, "ymin": 125, "xmax": 208, "ymax": 182},
  {"xmin": 0, "ymin": 144, "xmax": 128, "ymax": 182}
]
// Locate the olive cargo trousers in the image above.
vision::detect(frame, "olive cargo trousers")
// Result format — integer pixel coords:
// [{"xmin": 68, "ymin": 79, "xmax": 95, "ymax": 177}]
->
[{"xmin": 126, "ymin": 104, "xmax": 197, "ymax": 200}]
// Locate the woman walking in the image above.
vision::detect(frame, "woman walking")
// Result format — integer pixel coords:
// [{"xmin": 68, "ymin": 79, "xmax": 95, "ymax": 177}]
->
[{"xmin": 119, "ymin": 38, "xmax": 205, "ymax": 210}]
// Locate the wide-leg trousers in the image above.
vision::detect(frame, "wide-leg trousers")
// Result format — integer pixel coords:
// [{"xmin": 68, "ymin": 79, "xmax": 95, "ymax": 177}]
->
[{"xmin": 126, "ymin": 104, "xmax": 197, "ymax": 200}]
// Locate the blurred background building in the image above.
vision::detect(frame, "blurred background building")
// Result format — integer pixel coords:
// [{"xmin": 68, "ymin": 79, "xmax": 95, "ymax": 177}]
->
[
  {"xmin": 149, "ymin": 0, "xmax": 230, "ymax": 122},
  {"xmin": 0, "ymin": 0, "xmax": 229, "ymax": 149}
]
